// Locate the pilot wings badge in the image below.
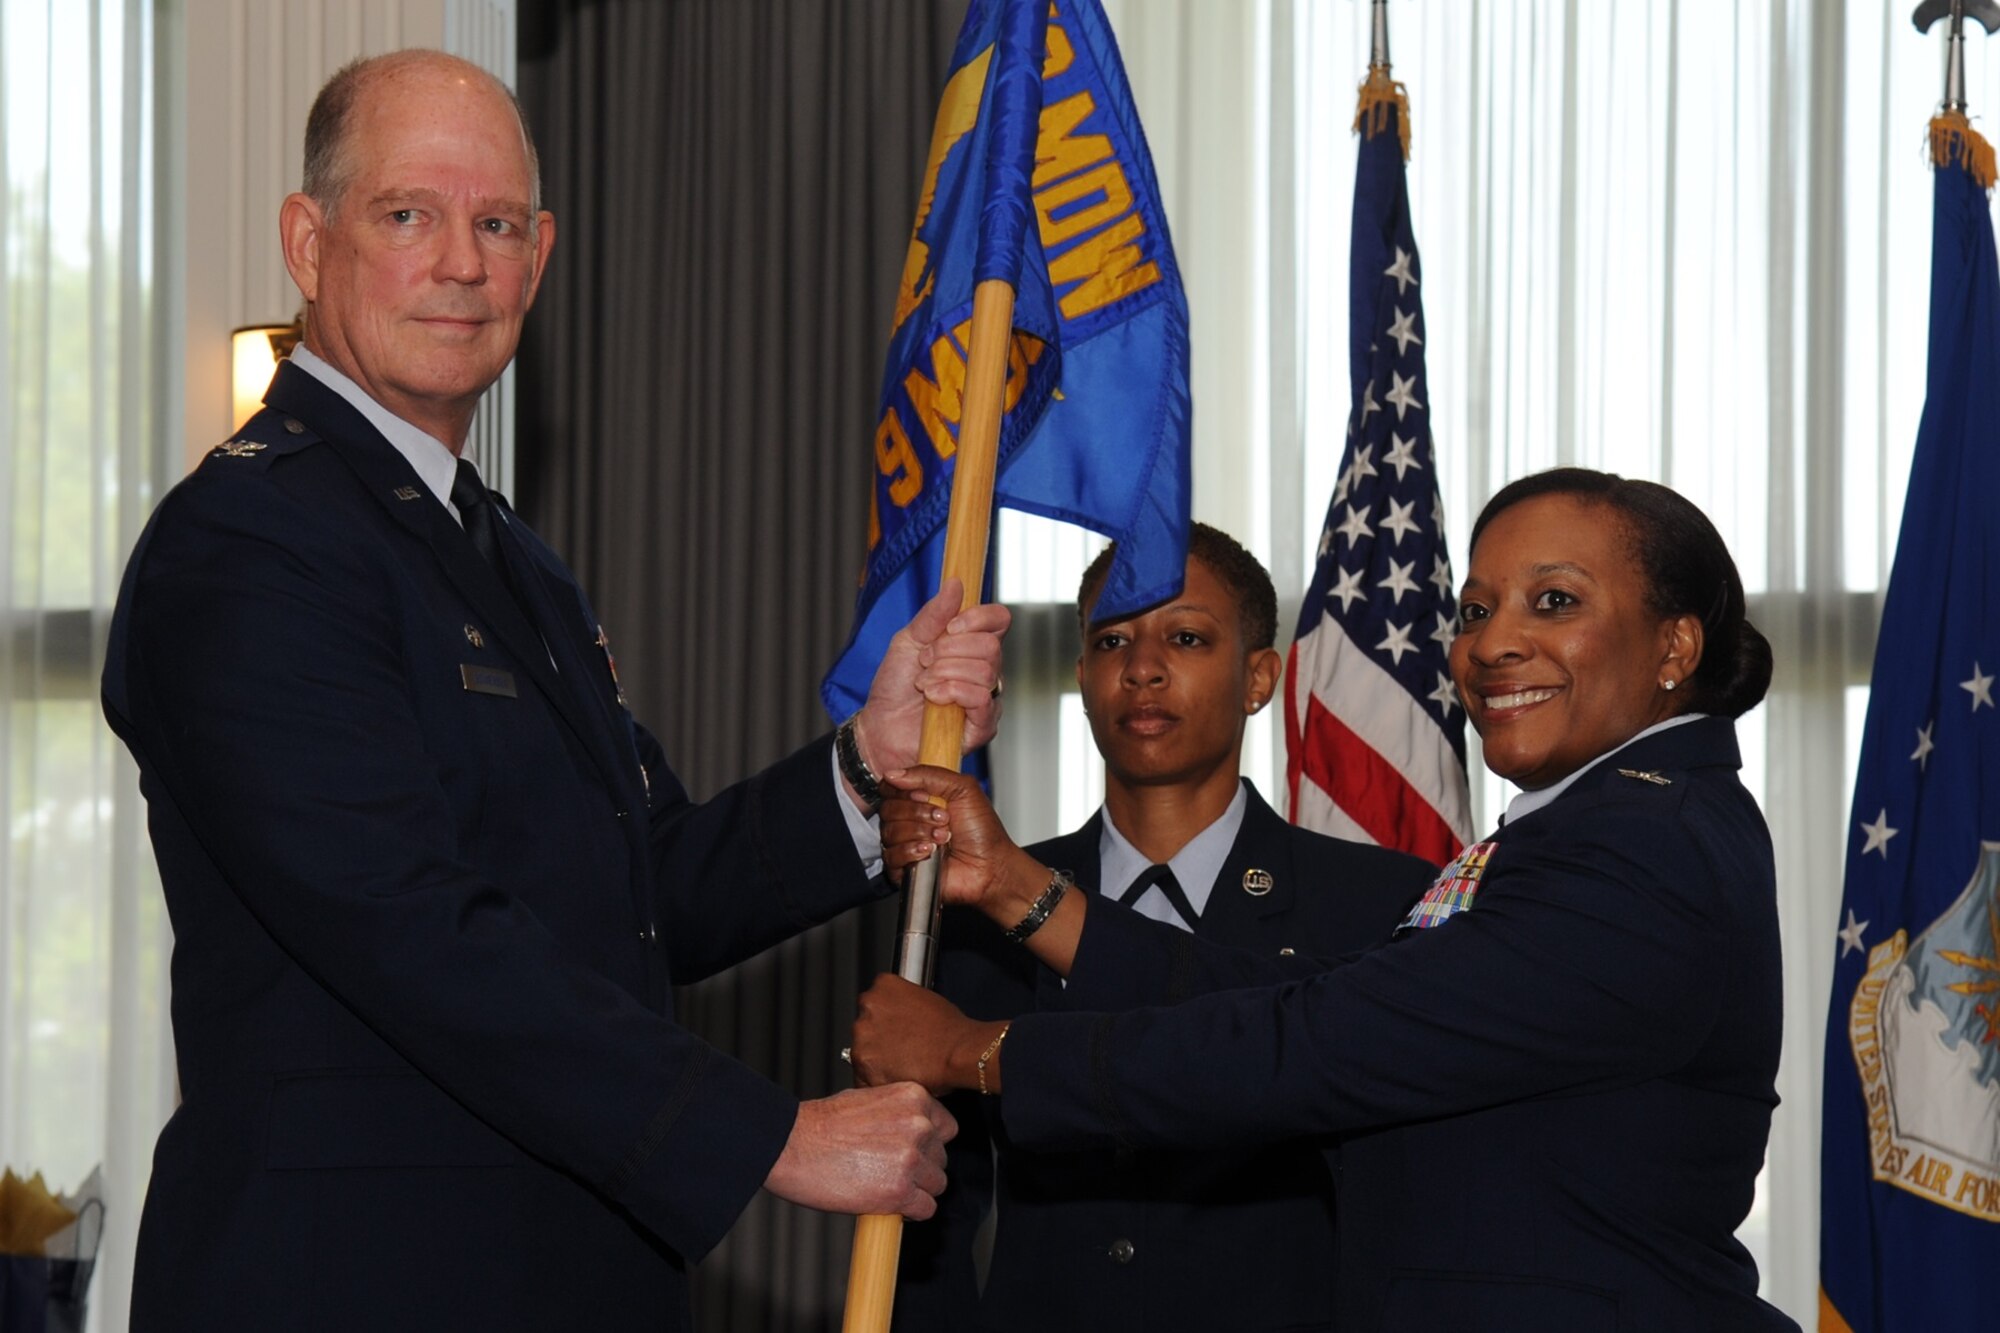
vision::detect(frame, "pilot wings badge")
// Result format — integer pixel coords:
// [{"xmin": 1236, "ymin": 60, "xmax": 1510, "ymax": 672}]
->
[{"xmin": 1848, "ymin": 840, "xmax": 2000, "ymax": 1221}]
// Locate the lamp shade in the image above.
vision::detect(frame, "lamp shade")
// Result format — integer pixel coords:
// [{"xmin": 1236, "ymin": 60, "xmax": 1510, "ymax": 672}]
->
[{"xmin": 231, "ymin": 323, "xmax": 302, "ymax": 427}]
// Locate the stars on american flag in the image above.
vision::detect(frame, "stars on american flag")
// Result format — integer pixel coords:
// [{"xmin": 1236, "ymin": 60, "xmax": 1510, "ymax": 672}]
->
[
  {"xmin": 1380, "ymin": 497, "xmax": 1421, "ymax": 545},
  {"xmin": 1427, "ymin": 672, "xmax": 1460, "ymax": 716},
  {"xmin": 1384, "ymin": 246, "xmax": 1418, "ymax": 294},
  {"xmin": 1384, "ymin": 432, "xmax": 1421, "ymax": 479},
  {"xmin": 1384, "ymin": 370, "xmax": 1424, "ymax": 419},
  {"xmin": 1284, "ymin": 82, "xmax": 1471, "ymax": 864},
  {"xmin": 1303, "ymin": 241, "xmax": 1460, "ymax": 729},
  {"xmin": 1378, "ymin": 620, "xmax": 1417, "ymax": 665},
  {"xmin": 1330, "ymin": 565, "xmax": 1367, "ymax": 612},
  {"xmin": 1378, "ymin": 558, "xmax": 1419, "ymax": 604},
  {"xmin": 1386, "ymin": 308, "xmax": 1422, "ymax": 357}
]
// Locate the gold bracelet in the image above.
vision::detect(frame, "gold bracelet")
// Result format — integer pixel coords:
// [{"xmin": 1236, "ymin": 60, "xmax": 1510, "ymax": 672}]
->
[{"xmin": 975, "ymin": 1024, "xmax": 1010, "ymax": 1096}]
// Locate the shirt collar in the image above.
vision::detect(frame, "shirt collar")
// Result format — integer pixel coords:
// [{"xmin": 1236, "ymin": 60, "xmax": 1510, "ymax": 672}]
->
[
  {"xmin": 1502, "ymin": 712, "xmax": 1709, "ymax": 826},
  {"xmin": 1095, "ymin": 780, "xmax": 1250, "ymax": 932},
  {"xmin": 288, "ymin": 345, "xmax": 467, "ymax": 524}
]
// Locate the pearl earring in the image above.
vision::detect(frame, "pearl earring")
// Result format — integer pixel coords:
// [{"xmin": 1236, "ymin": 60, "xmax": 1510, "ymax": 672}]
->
[{"xmin": 1661, "ymin": 678, "xmax": 1677, "ymax": 692}]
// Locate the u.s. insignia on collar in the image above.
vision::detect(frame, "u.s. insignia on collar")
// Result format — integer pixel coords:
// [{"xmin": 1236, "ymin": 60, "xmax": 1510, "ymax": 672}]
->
[
  {"xmin": 1396, "ymin": 840, "xmax": 1499, "ymax": 935},
  {"xmin": 1242, "ymin": 868, "xmax": 1274, "ymax": 896},
  {"xmin": 1618, "ymin": 768, "xmax": 1672, "ymax": 786},
  {"xmin": 464, "ymin": 623, "xmax": 484, "ymax": 648},
  {"xmin": 393, "ymin": 486, "xmax": 421, "ymax": 501},
  {"xmin": 213, "ymin": 439, "xmax": 267, "ymax": 458}
]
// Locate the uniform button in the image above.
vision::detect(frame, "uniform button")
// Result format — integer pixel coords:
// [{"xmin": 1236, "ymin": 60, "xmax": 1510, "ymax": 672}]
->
[
  {"xmin": 1108, "ymin": 1238, "xmax": 1134, "ymax": 1264},
  {"xmin": 283, "ymin": 418, "xmax": 305, "ymax": 434},
  {"xmin": 1278, "ymin": 947, "xmax": 1295, "ymax": 956}
]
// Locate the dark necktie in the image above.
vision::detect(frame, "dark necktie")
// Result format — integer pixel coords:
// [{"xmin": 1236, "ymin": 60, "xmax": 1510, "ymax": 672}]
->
[
  {"xmin": 451, "ymin": 458, "xmax": 508, "ymax": 575},
  {"xmin": 1118, "ymin": 863, "xmax": 1201, "ymax": 930},
  {"xmin": 451, "ymin": 457, "xmax": 534, "ymax": 618}
]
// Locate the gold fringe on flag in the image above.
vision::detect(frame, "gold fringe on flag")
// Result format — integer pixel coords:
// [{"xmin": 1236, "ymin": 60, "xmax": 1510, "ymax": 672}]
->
[
  {"xmin": 1354, "ymin": 64, "xmax": 1412, "ymax": 161},
  {"xmin": 1931, "ymin": 110, "xmax": 1997, "ymax": 190}
]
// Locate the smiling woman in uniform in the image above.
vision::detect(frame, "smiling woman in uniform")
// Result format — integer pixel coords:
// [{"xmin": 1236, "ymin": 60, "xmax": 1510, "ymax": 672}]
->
[{"xmin": 852, "ymin": 467, "xmax": 1800, "ymax": 1333}]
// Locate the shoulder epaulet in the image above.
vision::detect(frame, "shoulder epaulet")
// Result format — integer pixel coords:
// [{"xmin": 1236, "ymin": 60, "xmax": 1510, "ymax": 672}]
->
[{"xmin": 201, "ymin": 410, "xmax": 321, "ymax": 469}]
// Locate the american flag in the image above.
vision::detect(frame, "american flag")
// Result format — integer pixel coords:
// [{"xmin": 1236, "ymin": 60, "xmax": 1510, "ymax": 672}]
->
[{"xmin": 1284, "ymin": 70, "xmax": 1471, "ymax": 867}]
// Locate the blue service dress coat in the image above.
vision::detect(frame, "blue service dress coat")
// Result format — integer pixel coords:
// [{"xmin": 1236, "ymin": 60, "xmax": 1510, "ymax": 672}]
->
[
  {"xmin": 101, "ymin": 362, "xmax": 886, "ymax": 1332},
  {"xmin": 997, "ymin": 718, "xmax": 1799, "ymax": 1333},
  {"xmin": 895, "ymin": 782, "xmax": 1434, "ymax": 1332}
]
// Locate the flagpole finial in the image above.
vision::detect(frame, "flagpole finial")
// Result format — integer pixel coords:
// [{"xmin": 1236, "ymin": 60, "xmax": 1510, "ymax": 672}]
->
[
  {"xmin": 1915, "ymin": 0, "xmax": 2000, "ymax": 113},
  {"xmin": 1372, "ymin": 0, "xmax": 1392, "ymax": 70}
]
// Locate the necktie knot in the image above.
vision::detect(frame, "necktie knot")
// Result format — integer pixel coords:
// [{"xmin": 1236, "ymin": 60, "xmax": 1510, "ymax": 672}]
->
[
  {"xmin": 451, "ymin": 457, "xmax": 489, "ymax": 516},
  {"xmin": 451, "ymin": 459, "xmax": 506, "ymax": 574},
  {"xmin": 1117, "ymin": 863, "xmax": 1200, "ymax": 930}
]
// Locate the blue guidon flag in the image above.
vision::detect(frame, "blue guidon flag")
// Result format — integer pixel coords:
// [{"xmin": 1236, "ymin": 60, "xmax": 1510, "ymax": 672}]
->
[
  {"xmin": 1284, "ymin": 67, "xmax": 1471, "ymax": 866},
  {"xmin": 1818, "ymin": 111, "xmax": 2000, "ymax": 1332},
  {"xmin": 822, "ymin": 0, "xmax": 1191, "ymax": 721}
]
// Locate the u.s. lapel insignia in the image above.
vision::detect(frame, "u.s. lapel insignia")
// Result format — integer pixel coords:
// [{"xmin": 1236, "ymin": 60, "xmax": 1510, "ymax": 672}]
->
[
  {"xmin": 595, "ymin": 624, "xmax": 629, "ymax": 707},
  {"xmin": 464, "ymin": 623, "xmax": 484, "ymax": 648},
  {"xmin": 1618, "ymin": 768, "xmax": 1672, "ymax": 786},
  {"xmin": 213, "ymin": 439, "xmax": 267, "ymax": 458},
  {"xmin": 1395, "ymin": 840, "xmax": 1499, "ymax": 935},
  {"xmin": 1242, "ymin": 868, "xmax": 1274, "ymax": 896},
  {"xmin": 393, "ymin": 486, "xmax": 421, "ymax": 501}
]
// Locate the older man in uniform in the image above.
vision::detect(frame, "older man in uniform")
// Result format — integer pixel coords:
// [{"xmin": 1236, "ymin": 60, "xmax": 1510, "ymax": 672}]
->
[{"xmin": 102, "ymin": 50, "xmax": 1002, "ymax": 1331}]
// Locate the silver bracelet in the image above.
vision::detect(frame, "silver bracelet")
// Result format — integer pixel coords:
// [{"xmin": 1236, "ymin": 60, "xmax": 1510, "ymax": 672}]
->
[{"xmin": 1002, "ymin": 869, "xmax": 1073, "ymax": 944}]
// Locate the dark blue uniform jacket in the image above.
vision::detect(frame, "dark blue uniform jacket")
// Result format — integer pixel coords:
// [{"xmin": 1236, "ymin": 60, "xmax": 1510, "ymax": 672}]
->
[
  {"xmin": 101, "ymin": 362, "xmax": 884, "ymax": 1331},
  {"xmin": 1000, "ymin": 719, "xmax": 1799, "ymax": 1333},
  {"xmin": 896, "ymin": 782, "xmax": 1432, "ymax": 1331}
]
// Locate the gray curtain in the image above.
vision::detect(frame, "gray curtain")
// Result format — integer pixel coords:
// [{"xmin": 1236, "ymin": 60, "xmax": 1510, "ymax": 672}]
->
[{"xmin": 516, "ymin": 2, "xmax": 964, "ymax": 1327}]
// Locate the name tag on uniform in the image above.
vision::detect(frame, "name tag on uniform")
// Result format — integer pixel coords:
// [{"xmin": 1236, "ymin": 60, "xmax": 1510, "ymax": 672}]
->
[{"xmin": 460, "ymin": 664, "xmax": 518, "ymax": 698}]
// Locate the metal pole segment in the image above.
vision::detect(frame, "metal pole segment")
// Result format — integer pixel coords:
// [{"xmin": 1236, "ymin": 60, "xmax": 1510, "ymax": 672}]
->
[
  {"xmin": 1372, "ymin": 0, "xmax": 1392, "ymax": 69},
  {"xmin": 895, "ymin": 856, "xmax": 945, "ymax": 988},
  {"xmin": 842, "ymin": 276, "xmax": 1019, "ymax": 1333},
  {"xmin": 1914, "ymin": 0, "xmax": 2000, "ymax": 110}
]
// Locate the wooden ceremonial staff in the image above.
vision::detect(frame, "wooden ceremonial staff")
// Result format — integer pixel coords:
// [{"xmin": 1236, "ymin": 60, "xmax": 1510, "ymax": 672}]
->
[{"xmin": 841, "ymin": 275, "xmax": 1016, "ymax": 1332}]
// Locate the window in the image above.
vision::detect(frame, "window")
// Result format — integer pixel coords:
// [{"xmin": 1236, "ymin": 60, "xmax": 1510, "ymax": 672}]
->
[{"xmin": 3, "ymin": 3, "xmax": 175, "ymax": 1327}]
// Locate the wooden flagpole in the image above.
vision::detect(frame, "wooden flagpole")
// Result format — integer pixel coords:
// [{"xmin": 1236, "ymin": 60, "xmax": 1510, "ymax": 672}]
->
[{"xmin": 841, "ymin": 274, "xmax": 1017, "ymax": 1333}]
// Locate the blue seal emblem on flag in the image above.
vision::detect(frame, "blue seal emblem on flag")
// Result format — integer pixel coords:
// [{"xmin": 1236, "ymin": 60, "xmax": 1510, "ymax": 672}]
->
[
  {"xmin": 1394, "ymin": 839, "xmax": 1497, "ymax": 935},
  {"xmin": 1846, "ymin": 841, "xmax": 2000, "ymax": 1222}
]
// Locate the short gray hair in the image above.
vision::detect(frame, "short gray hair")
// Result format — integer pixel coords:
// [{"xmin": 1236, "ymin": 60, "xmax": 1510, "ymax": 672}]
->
[{"xmin": 301, "ymin": 50, "xmax": 542, "ymax": 223}]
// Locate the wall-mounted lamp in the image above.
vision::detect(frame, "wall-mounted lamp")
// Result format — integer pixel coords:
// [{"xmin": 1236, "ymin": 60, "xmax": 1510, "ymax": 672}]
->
[{"xmin": 231, "ymin": 321, "xmax": 303, "ymax": 427}]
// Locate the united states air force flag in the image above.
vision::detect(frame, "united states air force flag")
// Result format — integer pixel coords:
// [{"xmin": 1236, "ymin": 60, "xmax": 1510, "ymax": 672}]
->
[
  {"xmin": 1818, "ymin": 113, "xmax": 2000, "ymax": 1333},
  {"xmin": 822, "ymin": 0, "xmax": 1190, "ymax": 719},
  {"xmin": 1284, "ymin": 69, "xmax": 1470, "ymax": 866}
]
